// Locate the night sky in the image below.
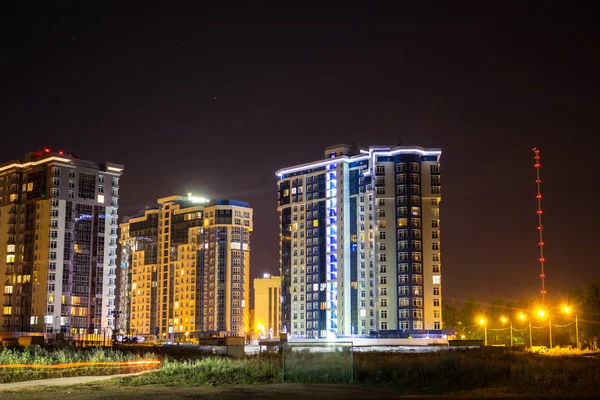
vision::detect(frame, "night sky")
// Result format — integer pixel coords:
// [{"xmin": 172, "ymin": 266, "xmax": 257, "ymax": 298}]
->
[{"xmin": 2, "ymin": 3, "xmax": 598, "ymax": 305}]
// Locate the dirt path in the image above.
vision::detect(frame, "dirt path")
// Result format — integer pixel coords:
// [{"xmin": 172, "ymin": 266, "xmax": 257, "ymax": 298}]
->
[
  {"xmin": 0, "ymin": 382, "xmax": 533, "ymax": 399},
  {"xmin": 0, "ymin": 371, "xmax": 149, "ymax": 391}
]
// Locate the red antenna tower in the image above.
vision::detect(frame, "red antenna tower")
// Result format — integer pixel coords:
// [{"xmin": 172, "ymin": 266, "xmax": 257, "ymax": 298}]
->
[{"xmin": 533, "ymin": 148, "xmax": 546, "ymax": 305}]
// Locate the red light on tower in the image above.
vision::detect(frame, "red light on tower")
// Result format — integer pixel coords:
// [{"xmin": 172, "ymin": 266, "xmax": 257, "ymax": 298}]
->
[
  {"xmin": 533, "ymin": 147, "xmax": 547, "ymax": 306},
  {"xmin": 44, "ymin": 148, "xmax": 51, "ymax": 153}
]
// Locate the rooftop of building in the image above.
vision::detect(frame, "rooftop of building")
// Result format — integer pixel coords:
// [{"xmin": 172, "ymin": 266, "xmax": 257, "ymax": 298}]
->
[
  {"xmin": 276, "ymin": 143, "xmax": 442, "ymax": 178},
  {"xmin": 122, "ymin": 207, "xmax": 160, "ymax": 223},
  {"xmin": 256, "ymin": 273, "xmax": 281, "ymax": 280},
  {"xmin": 157, "ymin": 193, "xmax": 250, "ymax": 209},
  {"xmin": 0, "ymin": 148, "xmax": 124, "ymax": 173}
]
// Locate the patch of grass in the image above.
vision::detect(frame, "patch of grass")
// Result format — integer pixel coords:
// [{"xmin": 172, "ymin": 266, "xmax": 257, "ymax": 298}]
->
[
  {"xmin": 355, "ymin": 349, "xmax": 600, "ymax": 396},
  {"xmin": 545, "ymin": 346, "xmax": 600, "ymax": 356},
  {"xmin": 0, "ymin": 365, "xmax": 149, "ymax": 383},
  {"xmin": 0, "ymin": 345, "xmax": 153, "ymax": 365},
  {"xmin": 116, "ymin": 356, "xmax": 280, "ymax": 386},
  {"xmin": 0, "ymin": 346, "xmax": 157, "ymax": 383}
]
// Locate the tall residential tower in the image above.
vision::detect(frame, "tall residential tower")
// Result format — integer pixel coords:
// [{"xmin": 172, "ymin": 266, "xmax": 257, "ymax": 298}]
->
[
  {"xmin": 0, "ymin": 150, "xmax": 123, "ymax": 334},
  {"xmin": 118, "ymin": 194, "xmax": 252, "ymax": 339},
  {"xmin": 277, "ymin": 144, "xmax": 442, "ymax": 338}
]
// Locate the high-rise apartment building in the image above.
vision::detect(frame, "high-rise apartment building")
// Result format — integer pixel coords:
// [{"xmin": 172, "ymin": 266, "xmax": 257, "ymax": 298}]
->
[
  {"xmin": 118, "ymin": 194, "xmax": 252, "ymax": 339},
  {"xmin": 117, "ymin": 208, "xmax": 159, "ymax": 335},
  {"xmin": 277, "ymin": 144, "xmax": 442, "ymax": 338},
  {"xmin": 253, "ymin": 274, "xmax": 281, "ymax": 338},
  {"xmin": 0, "ymin": 149, "xmax": 123, "ymax": 334}
]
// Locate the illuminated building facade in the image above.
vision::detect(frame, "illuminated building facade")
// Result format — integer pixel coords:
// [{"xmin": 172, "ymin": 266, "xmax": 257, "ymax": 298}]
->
[
  {"xmin": 118, "ymin": 208, "xmax": 159, "ymax": 335},
  {"xmin": 277, "ymin": 144, "xmax": 442, "ymax": 338},
  {"xmin": 253, "ymin": 274, "xmax": 281, "ymax": 338},
  {"xmin": 0, "ymin": 150, "xmax": 123, "ymax": 334},
  {"xmin": 118, "ymin": 194, "xmax": 252, "ymax": 339}
]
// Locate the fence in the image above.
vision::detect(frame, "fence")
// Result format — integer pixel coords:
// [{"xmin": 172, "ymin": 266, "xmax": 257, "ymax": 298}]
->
[{"xmin": 281, "ymin": 341, "xmax": 354, "ymax": 383}]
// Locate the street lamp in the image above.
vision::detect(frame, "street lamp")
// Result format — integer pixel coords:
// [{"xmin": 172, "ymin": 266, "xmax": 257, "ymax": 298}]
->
[
  {"xmin": 479, "ymin": 318, "xmax": 487, "ymax": 346},
  {"xmin": 501, "ymin": 316, "xmax": 512, "ymax": 346},
  {"xmin": 519, "ymin": 313, "xmax": 532, "ymax": 348},
  {"xmin": 256, "ymin": 323, "xmax": 267, "ymax": 340},
  {"xmin": 563, "ymin": 305, "xmax": 579, "ymax": 349},
  {"xmin": 536, "ymin": 308, "xmax": 552, "ymax": 349}
]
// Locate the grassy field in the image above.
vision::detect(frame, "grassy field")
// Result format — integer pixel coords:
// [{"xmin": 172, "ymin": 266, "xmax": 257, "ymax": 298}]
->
[
  {"xmin": 109, "ymin": 348, "xmax": 600, "ymax": 396},
  {"xmin": 2, "ymin": 347, "xmax": 600, "ymax": 397}
]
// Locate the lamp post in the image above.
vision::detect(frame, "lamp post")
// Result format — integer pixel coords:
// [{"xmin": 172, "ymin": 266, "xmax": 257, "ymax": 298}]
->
[
  {"xmin": 563, "ymin": 306, "xmax": 579, "ymax": 349},
  {"xmin": 501, "ymin": 316, "xmax": 512, "ymax": 346},
  {"xmin": 537, "ymin": 309, "xmax": 552, "ymax": 349},
  {"xmin": 479, "ymin": 318, "xmax": 487, "ymax": 346},
  {"xmin": 549, "ymin": 315, "xmax": 552, "ymax": 349},
  {"xmin": 575, "ymin": 312, "xmax": 579, "ymax": 349},
  {"xmin": 519, "ymin": 313, "xmax": 531, "ymax": 348}
]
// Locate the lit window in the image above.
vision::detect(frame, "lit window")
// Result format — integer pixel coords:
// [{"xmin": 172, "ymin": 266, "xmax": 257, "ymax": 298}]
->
[
  {"xmin": 433, "ymin": 275, "xmax": 441, "ymax": 285},
  {"xmin": 98, "ymin": 194, "xmax": 105, "ymax": 203}
]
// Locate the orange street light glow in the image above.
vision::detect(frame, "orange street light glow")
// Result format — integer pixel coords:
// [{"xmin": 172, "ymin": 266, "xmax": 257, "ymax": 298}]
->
[
  {"xmin": 537, "ymin": 309, "xmax": 546, "ymax": 318},
  {"xmin": 0, "ymin": 360, "xmax": 161, "ymax": 370},
  {"xmin": 500, "ymin": 316, "xmax": 508, "ymax": 324},
  {"xmin": 563, "ymin": 306, "xmax": 571, "ymax": 313},
  {"xmin": 479, "ymin": 318, "xmax": 486, "ymax": 325},
  {"xmin": 519, "ymin": 313, "xmax": 526, "ymax": 320}
]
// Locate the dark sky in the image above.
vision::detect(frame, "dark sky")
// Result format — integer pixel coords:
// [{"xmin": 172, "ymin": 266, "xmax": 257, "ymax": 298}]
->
[{"xmin": 1, "ymin": 2, "xmax": 598, "ymax": 305}]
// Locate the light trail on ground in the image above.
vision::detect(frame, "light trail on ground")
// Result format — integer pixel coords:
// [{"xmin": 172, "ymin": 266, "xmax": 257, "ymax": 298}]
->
[{"xmin": 0, "ymin": 360, "xmax": 161, "ymax": 369}]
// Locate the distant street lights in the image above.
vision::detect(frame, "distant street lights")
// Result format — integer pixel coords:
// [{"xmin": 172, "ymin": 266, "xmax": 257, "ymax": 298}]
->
[{"xmin": 477, "ymin": 307, "xmax": 579, "ymax": 349}]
